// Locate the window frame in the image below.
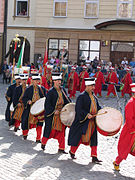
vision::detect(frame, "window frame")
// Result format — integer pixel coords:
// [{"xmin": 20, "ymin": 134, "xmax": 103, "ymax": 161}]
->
[
  {"xmin": 78, "ymin": 39, "xmax": 101, "ymax": 63},
  {"xmin": 48, "ymin": 38, "xmax": 69, "ymax": 60},
  {"xmin": 53, "ymin": 0, "xmax": 68, "ymax": 18},
  {"xmin": 14, "ymin": 0, "xmax": 30, "ymax": 18},
  {"xmin": 117, "ymin": 0, "xmax": 133, "ymax": 19},
  {"xmin": 84, "ymin": 0, "xmax": 99, "ymax": 19}
]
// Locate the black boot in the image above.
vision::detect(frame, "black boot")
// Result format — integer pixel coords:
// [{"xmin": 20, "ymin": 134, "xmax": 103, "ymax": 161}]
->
[
  {"xmin": 69, "ymin": 150, "xmax": 76, "ymax": 159},
  {"xmin": 58, "ymin": 149, "xmax": 68, "ymax": 154},
  {"xmin": 36, "ymin": 140, "xmax": 41, "ymax": 143},
  {"xmin": 23, "ymin": 135, "xmax": 27, "ymax": 140},
  {"xmin": 41, "ymin": 144, "xmax": 45, "ymax": 151},
  {"xmin": 92, "ymin": 157, "xmax": 102, "ymax": 163},
  {"xmin": 14, "ymin": 127, "xmax": 20, "ymax": 132}
]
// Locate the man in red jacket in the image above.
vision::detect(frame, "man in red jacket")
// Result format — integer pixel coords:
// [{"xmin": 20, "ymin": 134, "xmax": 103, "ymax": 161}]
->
[
  {"xmin": 94, "ymin": 66, "xmax": 105, "ymax": 97},
  {"xmin": 68, "ymin": 66, "xmax": 79, "ymax": 98},
  {"xmin": 79, "ymin": 65, "xmax": 89, "ymax": 93},
  {"xmin": 113, "ymin": 83, "xmax": 135, "ymax": 171},
  {"xmin": 106, "ymin": 67, "xmax": 118, "ymax": 97},
  {"xmin": 121, "ymin": 67, "xmax": 132, "ymax": 98},
  {"xmin": 39, "ymin": 67, "xmax": 49, "ymax": 91}
]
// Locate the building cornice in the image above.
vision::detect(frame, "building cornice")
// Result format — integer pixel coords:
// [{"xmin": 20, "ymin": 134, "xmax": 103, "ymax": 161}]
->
[{"xmin": 95, "ymin": 20, "xmax": 135, "ymax": 29}]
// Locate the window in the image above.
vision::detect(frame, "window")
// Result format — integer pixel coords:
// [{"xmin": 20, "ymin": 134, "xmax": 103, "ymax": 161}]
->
[
  {"xmin": 117, "ymin": 0, "xmax": 133, "ymax": 19},
  {"xmin": 53, "ymin": 0, "xmax": 68, "ymax": 17},
  {"xmin": 15, "ymin": 0, "xmax": 29, "ymax": 17},
  {"xmin": 111, "ymin": 42, "xmax": 134, "ymax": 52},
  {"xmin": 79, "ymin": 40, "xmax": 100, "ymax": 62},
  {"xmin": 84, "ymin": 0, "xmax": 99, "ymax": 18},
  {"xmin": 48, "ymin": 39, "xmax": 69, "ymax": 61}
]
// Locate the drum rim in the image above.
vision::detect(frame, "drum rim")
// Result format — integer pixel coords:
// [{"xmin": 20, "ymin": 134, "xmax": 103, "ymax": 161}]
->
[
  {"xmin": 97, "ymin": 126, "xmax": 121, "ymax": 136},
  {"xmin": 30, "ymin": 97, "xmax": 45, "ymax": 116},
  {"xmin": 96, "ymin": 106, "xmax": 123, "ymax": 133},
  {"xmin": 31, "ymin": 109, "xmax": 45, "ymax": 116}
]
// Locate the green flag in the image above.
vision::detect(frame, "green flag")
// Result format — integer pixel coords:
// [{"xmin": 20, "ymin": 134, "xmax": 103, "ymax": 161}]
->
[{"xmin": 17, "ymin": 39, "xmax": 25, "ymax": 68}]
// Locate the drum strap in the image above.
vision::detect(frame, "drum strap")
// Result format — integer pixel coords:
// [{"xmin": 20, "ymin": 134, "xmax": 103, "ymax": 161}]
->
[
  {"xmin": 61, "ymin": 88, "xmax": 70, "ymax": 103},
  {"xmin": 39, "ymin": 86, "xmax": 45, "ymax": 97}
]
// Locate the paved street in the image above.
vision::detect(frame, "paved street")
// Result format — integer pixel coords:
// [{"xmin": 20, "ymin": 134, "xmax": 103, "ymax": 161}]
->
[{"xmin": 0, "ymin": 78, "xmax": 135, "ymax": 180}]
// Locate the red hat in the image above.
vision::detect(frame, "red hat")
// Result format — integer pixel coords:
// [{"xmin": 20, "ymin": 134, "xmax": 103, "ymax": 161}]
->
[
  {"xmin": 125, "ymin": 67, "xmax": 131, "ymax": 71},
  {"xmin": 97, "ymin": 66, "xmax": 101, "ymax": 69},
  {"xmin": 71, "ymin": 66, "xmax": 76, "ymax": 70},
  {"xmin": 31, "ymin": 69, "xmax": 37, "ymax": 74},
  {"xmin": 110, "ymin": 66, "xmax": 114, "ymax": 70},
  {"xmin": 130, "ymin": 83, "xmax": 135, "ymax": 93},
  {"xmin": 82, "ymin": 65, "xmax": 87, "ymax": 69}
]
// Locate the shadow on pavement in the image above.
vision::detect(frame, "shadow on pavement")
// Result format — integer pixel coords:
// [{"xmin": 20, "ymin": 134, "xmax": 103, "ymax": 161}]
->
[
  {"xmin": 0, "ymin": 119, "xmax": 38, "ymax": 159},
  {"xmin": 19, "ymin": 151, "xmax": 135, "ymax": 180}
]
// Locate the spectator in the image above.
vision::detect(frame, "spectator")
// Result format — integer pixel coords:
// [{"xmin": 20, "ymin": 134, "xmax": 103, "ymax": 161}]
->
[
  {"xmin": 55, "ymin": 56, "xmax": 60, "ymax": 64},
  {"xmin": 2, "ymin": 60, "xmax": 9, "ymax": 84},
  {"xmin": 31, "ymin": 63, "xmax": 35, "ymax": 69},
  {"xmin": 121, "ymin": 57, "xmax": 128, "ymax": 67},
  {"xmin": 37, "ymin": 56, "xmax": 43, "ymax": 69},
  {"xmin": 8, "ymin": 62, "xmax": 12, "ymax": 83},
  {"xmin": 50, "ymin": 56, "xmax": 55, "ymax": 65},
  {"xmin": 92, "ymin": 56, "xmax": 99, "ymax": 69},
  {"xmin": 85, "ymin": 56, "xmax": 91, "ymax": 66},
  {"xmin": 90, "ymin": 69, "xmax": 96, "ymax": 77}
]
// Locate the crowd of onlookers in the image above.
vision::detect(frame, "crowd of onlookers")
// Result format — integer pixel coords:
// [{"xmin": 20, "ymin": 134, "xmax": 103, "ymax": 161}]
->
[{"xmin": 1, "ymin": 55, "xmax": 135, "ymax": 84}]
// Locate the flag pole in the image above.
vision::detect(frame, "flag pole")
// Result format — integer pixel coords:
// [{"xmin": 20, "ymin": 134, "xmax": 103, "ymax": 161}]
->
[
  {"xmin": 43, "ymin": 39, "xmax": 48, "ymax": 76},
  {"xmin": 20, "ymin": 36, "xmax": 26, "ymax": 67},
  {"xmin": 11, "ymin": 57, "xmax": 15, "ymax": 84}
]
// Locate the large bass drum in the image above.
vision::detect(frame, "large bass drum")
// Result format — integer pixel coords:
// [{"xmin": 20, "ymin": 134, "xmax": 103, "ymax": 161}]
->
[
  {"xmin": 96, "ymin": 107, "xmax": 123, "ymax": 136},
  {"xmin": 30, "ymin": 97, "xmax": 46, "ymax": 121},
  {"xmin": 60, "ymin": 103, "xmax": 75, "ymax": 127}
]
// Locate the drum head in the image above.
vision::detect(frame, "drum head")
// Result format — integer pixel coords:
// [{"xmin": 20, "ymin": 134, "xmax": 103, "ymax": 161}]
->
[
  {"xmin": 60, "ymin": 103, "xmax": 75, "ymax": 126},
  {"xmin": 10, "ymin": 103, "xmax": 14, "ymax": 112},
  {"xmin": 30, "ymin": 97, "xmax": 46, "ymax": 115},
  {"xmin": 96, "ymin": 107, "xmax": 123, "ymax": 135}
]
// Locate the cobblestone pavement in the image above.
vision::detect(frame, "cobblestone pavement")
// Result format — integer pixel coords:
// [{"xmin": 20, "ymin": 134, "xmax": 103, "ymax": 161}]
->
[{"xmin": 0, "ymin": 78, "xmax": 135, "ymax": 180}]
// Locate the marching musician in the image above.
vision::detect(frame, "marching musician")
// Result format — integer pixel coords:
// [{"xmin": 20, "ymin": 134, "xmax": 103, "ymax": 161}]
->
[
  {"xmin": 113, "ymin": 83, "xmax": 135, "ymax": 171},
  {"xmin": 41, "ymin": 72, "xmax": 71, "ymax": 153},
  {"xmin": 38, "ymin": 67, "xmax": 49, "ymax": 91},
  {"xmin": 67, "ymin": 66, "xmax": 79, "ymax": 98},
  {"xmin": 106, "ymin": 67, "xmax": 118, "ymax": 98},
  {"xmin": 46, "ymin": 66, "xmax": 52, "ymax": 90},
  {"xmin": 94, "ymin": 66, "xmax": 105, "ymax": 97},
  {"xmin": 5, "ymin": 74, "xmax": 21, "ymax": 125},
  {"xmin": 10, "ymin": 74, "xmax": 28, "ymax": 132},
  {"xmin": 21, "ymin": 73, "xmax": 47, "ymax": 142},
  {"xmin": 121, "ymin": 67, "xmax": 132, "ymax": 98},
  {"xmin": 79, "ymin": 65, "xmax": 89, "ymax": 93},
  {"xmin": 68, "ymin": 77, "xmax": 102, "ymax": 163}
]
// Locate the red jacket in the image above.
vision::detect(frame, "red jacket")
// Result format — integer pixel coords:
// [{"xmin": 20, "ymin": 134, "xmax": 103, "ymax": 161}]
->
[
  {"xmin": 94, "ymin": 71, "xmax": 105, "ymax": 93},
  {"xmin": 117, "ymin": 97, "xmax": 135, "ymax": 159},
  {"xmin": 121, "ymin": 72, "xmax": 132, "ymax": 94},
  {"xmin": 68, "ymin": 71, "xmax": 79, "ymax": 94},
  {"xmin": 79, "ymin": 71, "xmax": 89, "ymax": 93}
]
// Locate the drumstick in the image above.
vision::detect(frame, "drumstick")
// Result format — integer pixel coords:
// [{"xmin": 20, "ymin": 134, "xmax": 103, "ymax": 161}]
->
[
  {"xmin": 92, "ymin": 111, "xmax": 107, "ymax": 118},
  {"xmin": 130, "ymin": 131, "xmax": 135, "ymax": 134}
]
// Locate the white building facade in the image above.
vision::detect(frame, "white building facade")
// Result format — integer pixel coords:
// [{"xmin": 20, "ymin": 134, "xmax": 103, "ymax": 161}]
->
[{"xmin": 6, "ymin": 0, "xmax": 135, "ymax": 65}]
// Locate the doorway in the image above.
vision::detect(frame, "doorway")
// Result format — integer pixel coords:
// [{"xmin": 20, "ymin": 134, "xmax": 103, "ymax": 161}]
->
[{"xmin": 110, "ymin": 41, "xmax": 134, "ymax": 66}]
